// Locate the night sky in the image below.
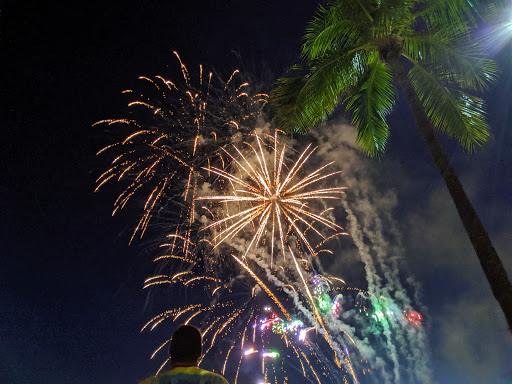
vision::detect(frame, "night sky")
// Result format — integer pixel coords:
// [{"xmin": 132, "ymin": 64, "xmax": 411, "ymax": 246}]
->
[{"xmin": 1, "ymin": 1, "xmax": 511, "ymax": 383}]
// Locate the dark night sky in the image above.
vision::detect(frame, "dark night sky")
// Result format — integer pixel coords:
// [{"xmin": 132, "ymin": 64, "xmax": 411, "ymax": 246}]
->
[{"xmin": 1, "ymin": 1, "xmax": 511, "ymax": 383}]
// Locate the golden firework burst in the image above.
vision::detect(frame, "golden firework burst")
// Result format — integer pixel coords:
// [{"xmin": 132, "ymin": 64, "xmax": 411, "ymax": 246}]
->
[{"xmin": 198, "ymin": 130, "xmax": 348, "ymax": 265}]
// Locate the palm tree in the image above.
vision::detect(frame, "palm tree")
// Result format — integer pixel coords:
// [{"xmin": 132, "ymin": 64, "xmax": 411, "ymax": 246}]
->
[{"xmin": 271, "ymin": 0, "xmax": 512, "ymax": 331}]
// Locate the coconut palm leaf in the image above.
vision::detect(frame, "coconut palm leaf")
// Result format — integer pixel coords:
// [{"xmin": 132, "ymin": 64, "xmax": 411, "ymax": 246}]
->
[
  {"xmin": 271, "ymin": 65, "xmax": 312, "ymax": 133},
  {"xmin": 411, "ymin": 0, "xmax": 476, "ymax": 28},
  {"xmin": 408, "ymin": 63, "xmax": 490, "ymax": 151},
  {"xmin": 302, "ymin": 17, "xmax": 359, "ymax": 60},
  {"xmin": 401, "ymin": 29, "xmax": 454, "ymax": 62},
  {"xmin": 345, "ymin": 54, "xmax": 395, "ymax": 157},
  {"xmin": 372, "ymin": 0, "xmax": 413, "ymax": 38},
  {"xmin": 336, "ymin": 0, "xmax": 378, "ymax": 25},
  {"xmin": 435, "ymin": 54, "xmax": 498, "ymax": 93},
  {"xmin": 402, "ymin": 30, "xmax": 499, "ymax": 92},
  {"xmin": 272, "ymin": 48, "xmax": 372, "ymax": 132}
]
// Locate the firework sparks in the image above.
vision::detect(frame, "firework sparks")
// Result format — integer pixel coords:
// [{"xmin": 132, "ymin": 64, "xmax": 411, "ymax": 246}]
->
[
  {"xmin": 198, "ymin": 130, "xmax": 348, "ymax": 265},
  {"xmin": 95, "ymin": 52, "xmax": 267, "ymax": 244}
]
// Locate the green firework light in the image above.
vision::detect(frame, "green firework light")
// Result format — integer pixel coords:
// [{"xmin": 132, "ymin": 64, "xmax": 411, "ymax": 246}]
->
[{"xmin": 316, "ymin": 293, "xmax": 331, "ymax": 313}]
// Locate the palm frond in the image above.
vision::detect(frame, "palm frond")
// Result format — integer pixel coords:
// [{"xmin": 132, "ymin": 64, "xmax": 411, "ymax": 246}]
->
[
  {"xmin": 345, "ymin": 54, "xmax": 395, "ymax": 157},
  {"xmin": 402, "ymin": 29, "xmax": 499, "ymax": 92},
  {"xmin": 402, "ymin": 29, "xmax": 453, "ymax": 61},
  {"xmin": 412, "ymin": 0, "xmax": 476, "ymax": 29},
  {"xmin": 271, "ymin": 64, "xmax": 312, "ymax": 133},
  {"xmin": 436, "ymin": 54, "xmax": 498, "ymax": 93},
  {"xmin": 272, "ymin": 48, "xmax": 373, "ymax": 133},
  {"xmin": 330, "ymin": 0, "xmax": 378, "ymax": 29},
  {"xmin": 409, "ymin": 63, "xmax": 490, "ymax": 151},
  {"xmin": 302, "ymin": 17, "xmax": 359, "ymax": 60},
  {"xmin": 372, "ymin": 0, "xmax": 413, "ymax": 38},
  {"xmin": 461, "ymin": 0, "xmax": 508, "ymax": 24},
  {"xmin": 273, "ymin": 0, "xmax": 494, "ymax": 155}
]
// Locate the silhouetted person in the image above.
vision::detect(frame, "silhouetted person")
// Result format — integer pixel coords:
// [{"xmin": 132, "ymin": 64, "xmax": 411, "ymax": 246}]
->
[{"xmin": 140, "ymin": 324, "xmax": 229, "ymax": 384}]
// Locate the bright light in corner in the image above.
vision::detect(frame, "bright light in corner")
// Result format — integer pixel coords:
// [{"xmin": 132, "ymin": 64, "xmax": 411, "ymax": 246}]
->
[{"xmin": 477, "ymin": 3, "xmax": 512, "ymax": 55}]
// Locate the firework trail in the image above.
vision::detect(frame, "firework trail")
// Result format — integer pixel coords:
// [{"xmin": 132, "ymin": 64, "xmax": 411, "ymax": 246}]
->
[{"xmin": 313, "ymin": 124, "xmax": 433, "ymax": 384}]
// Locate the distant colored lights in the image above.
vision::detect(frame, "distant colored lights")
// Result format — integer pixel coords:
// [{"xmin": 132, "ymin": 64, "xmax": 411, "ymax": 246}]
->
[
  {"xmin": 262, "ymin": 351, "xmax": 280, "ymax": 358},
  {"xmin": 403, "ymin": 310, "xmax": 423, "ymax": 326},
  {"xmin": 244, "ymin": 347, "xmax": 258, "ymax": 356}
]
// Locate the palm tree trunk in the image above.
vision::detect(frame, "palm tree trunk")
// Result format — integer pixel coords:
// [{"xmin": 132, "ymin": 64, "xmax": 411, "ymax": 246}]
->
[{"xmin": 387, "ymin": 55, "xmax": 512, "ymax": 332}]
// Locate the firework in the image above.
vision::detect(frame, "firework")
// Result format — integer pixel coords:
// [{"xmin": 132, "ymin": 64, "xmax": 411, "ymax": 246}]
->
[
  {"xmin": 141, "ymin": 252, "xmax": 342, "ymax": 383},
  {"xmin": 198, "ymin": 130, "xmax": 348, "ymax": 266},
  {"xmin": 191, "ymin": 129, "xmax": 359, "ymax": 375},
  {"xmin": 135, "ymin": 124, "xmax": 360, "ymax": 382},
  {"xmin": 96, "ymin": 55, "xmax": 428, "ymax": 384},
  {"xmin": 94, "ymin": 52, "xmax": 267, "ymax": 245},
  {"xmin": 140, "ymin": 219, "xmax": 421, "ymax": 384}
]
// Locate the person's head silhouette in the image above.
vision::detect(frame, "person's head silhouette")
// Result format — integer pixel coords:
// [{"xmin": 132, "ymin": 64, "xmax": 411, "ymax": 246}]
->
[
  {"xmin": 169, "ymin": 324, "xmax": 202, "ymax": 367},
  {"xmin": 140, "ymin": 324, "xmax": 228, "ymax": 383}
]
